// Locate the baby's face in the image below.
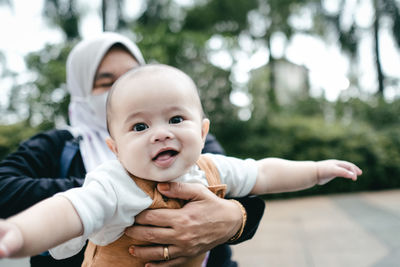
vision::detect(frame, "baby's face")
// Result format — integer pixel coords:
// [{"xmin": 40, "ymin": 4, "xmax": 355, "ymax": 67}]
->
[{"xmin": 108, "ymin": 67, "xmax": 209, "ymax": 181}]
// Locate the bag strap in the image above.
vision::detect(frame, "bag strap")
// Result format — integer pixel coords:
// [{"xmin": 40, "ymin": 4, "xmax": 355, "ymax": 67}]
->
[{"xmin": 59, "ymin": 136, "xmax": 82, "ymax": 178}]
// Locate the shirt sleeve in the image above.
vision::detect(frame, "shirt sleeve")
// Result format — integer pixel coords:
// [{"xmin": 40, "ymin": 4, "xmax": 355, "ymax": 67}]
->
[
  {"xmin": 49, "ymin": 160, "xmax": 153, "ymax": 259},
  {"xmin": 204, "ymin": 153, "xmax": 258, "ymax": 197}
]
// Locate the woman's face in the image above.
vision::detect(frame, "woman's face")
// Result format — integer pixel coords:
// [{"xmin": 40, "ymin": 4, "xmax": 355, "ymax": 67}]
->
[{"xmin": 92, "ymin": 47, "xmax": 140, "ymax": 95}]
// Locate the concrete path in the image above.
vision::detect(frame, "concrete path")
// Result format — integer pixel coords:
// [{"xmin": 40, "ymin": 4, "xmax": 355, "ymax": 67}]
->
[
  {"xmin": 1, "ymin": 190, "xmax": 399, "ymax": 267},
  {"xmin": 232, "ymin": 189, "xmax": 400, "ymax": 267}
]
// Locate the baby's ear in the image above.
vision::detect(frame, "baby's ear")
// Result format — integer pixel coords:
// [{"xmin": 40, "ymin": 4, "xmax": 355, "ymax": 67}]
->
[
  {"xmin": 201, "ymin": 118, "xmax": 210, "ymax": 144},
  {"xmin": 105, "ymin": 137, "xmax": 118, "ymax": 155}
]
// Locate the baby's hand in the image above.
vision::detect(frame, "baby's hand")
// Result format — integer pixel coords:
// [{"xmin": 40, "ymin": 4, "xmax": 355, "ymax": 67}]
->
[
  {"xmin": 316, "ymin": 160, "xmax": 362, "ymax": 185},
  {"xmin": 0, "ymin": 220, "xmax": 23, "ymax": 258}
]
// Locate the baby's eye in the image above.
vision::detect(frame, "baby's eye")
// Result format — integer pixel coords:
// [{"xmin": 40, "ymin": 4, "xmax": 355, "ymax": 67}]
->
[
  {"xmin": 169, "ymin": 116, "xmax": 184, "ymax": 124},
  {"xmin": 132, "ymin": 123, "xmax": 148, "ymax": 132}
]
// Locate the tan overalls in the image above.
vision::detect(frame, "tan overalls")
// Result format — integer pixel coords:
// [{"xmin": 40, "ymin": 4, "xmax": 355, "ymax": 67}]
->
[{"xmin": 82, "ymin": 155, "xmax": 226, "ymax": 267}]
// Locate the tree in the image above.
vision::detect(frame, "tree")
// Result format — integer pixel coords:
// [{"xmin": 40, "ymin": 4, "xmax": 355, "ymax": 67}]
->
[
  {"xmin": 374, "ymin": 0, "xmax": 385, "ymax": 95},
  {"xmin": 132, "ymin": 0, "xmax": 241, "ymax": 136},
  {"xmin": 42, "ymin": 0, "xmax": 80, "ymax": 40},
  {"xmin": 4, "ymin": 0, "xmax": 136, "ymax": 126},
  {"xmin": 0, "ymin": 0, "xmax": 11, "ymax": 7},
  {"xmin": 101, "ymin": 0, "xmax": 130, "ymax": 32},
  {"xmin": 380, "ymin": 0, "xmax": 400, "ymax": 94},
  {"xmin": 321, "ymin": 0, "xmax": 400, "ymax": 97},
  {"xmin": 7, "ymin": 43, "xmax": 73, "ymax": 126}
]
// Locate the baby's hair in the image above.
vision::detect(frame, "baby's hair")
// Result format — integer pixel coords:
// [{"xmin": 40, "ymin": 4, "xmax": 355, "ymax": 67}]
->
[{"xmin": 106, "ymin": 64, "xmax": 205, "ymax": 137}]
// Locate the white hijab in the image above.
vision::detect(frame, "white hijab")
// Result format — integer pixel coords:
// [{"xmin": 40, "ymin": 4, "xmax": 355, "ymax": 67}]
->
[{"xmin": 66, "ymin": 32, "xmax": 145, "ymax": 172}]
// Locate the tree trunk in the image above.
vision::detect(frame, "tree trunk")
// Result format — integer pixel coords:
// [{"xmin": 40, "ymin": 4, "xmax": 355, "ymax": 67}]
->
[
  {"xmin": 374, "ymin": 0, "xmax": 385, "ymax": 96},
  {"xmin": 266, "ymin": 35, "xmax": 278, "ymax": 110},
  {"xmin": 102, "ymin": 0, "xmax": 107, "ymax": 32}
]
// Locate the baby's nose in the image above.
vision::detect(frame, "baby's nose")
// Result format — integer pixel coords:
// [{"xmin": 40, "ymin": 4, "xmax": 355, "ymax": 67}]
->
[{"xmin": 150, "ymin": 127, "xmax": 174, "ymax": 143}]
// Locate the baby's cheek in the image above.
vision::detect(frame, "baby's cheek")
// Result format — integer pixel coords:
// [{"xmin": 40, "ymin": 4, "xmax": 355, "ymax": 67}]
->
[
  {"xmin": 120, "ymin": 155, "xmax": 140, "ymax": 176},
  {"xmin": 127, "ymin": 162, "xmax": 146, "ymax": 177}
]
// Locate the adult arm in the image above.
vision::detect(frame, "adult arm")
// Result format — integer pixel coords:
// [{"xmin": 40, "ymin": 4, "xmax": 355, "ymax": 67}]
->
[
  {"xmin": 125, "ymin": 182, "xmax": 264, "ymax": 266},
  {"xmin": 0, "ymin": 130, "xmax": 84, "ymax": 218},
  {"xmin": 202, "ymin": 134, "xmax": 265, "ymax": 244}
]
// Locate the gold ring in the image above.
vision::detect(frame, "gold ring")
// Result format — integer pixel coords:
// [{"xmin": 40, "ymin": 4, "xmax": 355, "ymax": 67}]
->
[{"xmin": 163, "ymin": 246, "xmax": 170, "ymax": 261}]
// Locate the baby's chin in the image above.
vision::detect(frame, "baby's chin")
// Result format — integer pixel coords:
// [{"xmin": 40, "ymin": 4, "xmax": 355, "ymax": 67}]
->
[
  {"xmin": 136, "ymin": 168, "xmax": 188, "ymax": 183},
  {"xmin": 127, "ymin": 161, "xmax": 194, "ymax": 182},
  {"xmin": 147, "ymin": 172, "xmax": 185, "ymax": 182}
]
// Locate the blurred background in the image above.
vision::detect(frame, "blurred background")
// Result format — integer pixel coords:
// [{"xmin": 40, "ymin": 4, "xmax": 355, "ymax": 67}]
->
[{"xmin": 0, "ymin": 0, "xmax": 399, "ymax": 199}]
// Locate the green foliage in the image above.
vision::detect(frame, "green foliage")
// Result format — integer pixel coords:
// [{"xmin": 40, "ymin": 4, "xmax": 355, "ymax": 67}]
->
[
  {"xmin": 214, "ymin": 109, "xmax": 400, "ymax": 199},
  {"xmin": 7, "ymin": 43, "xmax": 73, "ymax": 125},
  {"xmin": 335, "ymin": 97, "xmax": 400, "ymax": 129},
  {"xmin": 133, "ymin": 9, "xmax": 239, "ymax": 134},
  {"xmin": 184, "ymin": 0, "xmax": 258, "ymax": 34},
  {"xmin": 42, "ymin": 0, "xmax": 80, "ymax": 39},
  {"xmin": 0, "ymin": 121, "xmax": 53, "ymax": 161}
]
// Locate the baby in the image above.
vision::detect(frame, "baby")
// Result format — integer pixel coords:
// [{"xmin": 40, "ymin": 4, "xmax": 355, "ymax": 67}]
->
[{"xmin": 0, "ymin": 64, "xmax": 362, "ymax": 266}]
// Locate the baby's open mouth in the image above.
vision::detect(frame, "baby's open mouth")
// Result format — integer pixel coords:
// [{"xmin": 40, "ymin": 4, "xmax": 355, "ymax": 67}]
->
[{"xmin": 152, "ymin": 149, "xmax": 179, "ymax": 161}]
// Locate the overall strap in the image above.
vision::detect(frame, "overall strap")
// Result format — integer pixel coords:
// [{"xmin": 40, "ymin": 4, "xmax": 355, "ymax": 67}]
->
[
  {"xmin": 130, "ymin": 176, "xmax": 184, "ymax": 209},
  {"xmin": 196, "ymin": 155, "xmax": 226, "ymax": 198}
]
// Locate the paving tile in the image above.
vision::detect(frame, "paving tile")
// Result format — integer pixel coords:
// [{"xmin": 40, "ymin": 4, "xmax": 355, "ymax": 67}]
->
[{"xmin": 232, "ymin": 190, "xmax": 400, "ymax": 267}]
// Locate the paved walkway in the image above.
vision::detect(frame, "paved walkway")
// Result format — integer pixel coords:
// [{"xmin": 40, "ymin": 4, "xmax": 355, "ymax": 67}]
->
[
  {"xmin": 232, "ymin": 189, "xmax": 400, "ymax": 267},
  {"xmin": 1, "ymin": 190, "xmax": 399, "ymax": 267}
]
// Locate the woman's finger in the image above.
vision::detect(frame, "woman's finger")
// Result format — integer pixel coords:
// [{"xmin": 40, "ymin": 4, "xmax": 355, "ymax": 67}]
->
[
  {"xmin": 157, "ymin": 182, "xmax": 215, "ymax": 201},
  {"xmin": 125, "ymin": 224, "xmax": 176, "ymax": 244},
  {"xmin": 129, "ymin": 245, "xmax": 181, "ymax": 262},
  {"xmin": 134, "ymin": 208, "xmax": 181, "ymax": 227}
]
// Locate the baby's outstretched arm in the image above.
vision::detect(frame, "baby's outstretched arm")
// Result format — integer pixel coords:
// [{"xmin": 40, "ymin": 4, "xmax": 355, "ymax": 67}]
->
[
  {"xmin": 0, "ymin": 196, "xmax": 83, "ymax": 258},
  {"xmin": 251, "ymin": 158, "xmax": 362, "ymax": 195}
]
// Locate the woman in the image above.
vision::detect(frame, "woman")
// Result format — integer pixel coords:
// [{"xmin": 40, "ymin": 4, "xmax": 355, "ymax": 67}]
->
[{"xmin": 0, "ymin": 32, "xmax": 264, "ymax": 267}]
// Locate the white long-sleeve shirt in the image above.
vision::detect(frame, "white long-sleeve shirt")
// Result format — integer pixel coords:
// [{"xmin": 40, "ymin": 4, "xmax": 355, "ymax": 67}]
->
[{"xmin": 49, "ymin": 153, "xmax": 258, "ymax": 259}]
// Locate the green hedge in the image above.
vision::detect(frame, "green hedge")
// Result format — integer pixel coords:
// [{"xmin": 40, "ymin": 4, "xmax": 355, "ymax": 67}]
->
[
  {"xmin": 215, "ymin": 114, "xmax": 400, "ymax": 199},
  {"xmin": 0, "ymin": 121, "xmax": 53, "ymax": 161}
]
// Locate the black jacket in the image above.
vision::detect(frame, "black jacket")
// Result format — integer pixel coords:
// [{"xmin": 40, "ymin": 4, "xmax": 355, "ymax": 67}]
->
[{"xmin": 0, "ymin": 129, "xmax": 264, "ymax": 267}]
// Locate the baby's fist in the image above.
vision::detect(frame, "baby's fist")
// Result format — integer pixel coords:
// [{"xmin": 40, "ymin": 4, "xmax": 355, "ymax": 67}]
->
[
  {"xmin": 0, "ymin": 220, "xmax": 23, "ymax": 258},
  {"xmin": 316, "ymin": 160, "xmax": 362, "ymax": 185}
]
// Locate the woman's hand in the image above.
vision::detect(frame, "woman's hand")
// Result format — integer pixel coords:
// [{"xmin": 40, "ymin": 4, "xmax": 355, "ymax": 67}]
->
[{"xmin": 124, "ymin": 182, "xmax": 243, "ymax": 267}]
